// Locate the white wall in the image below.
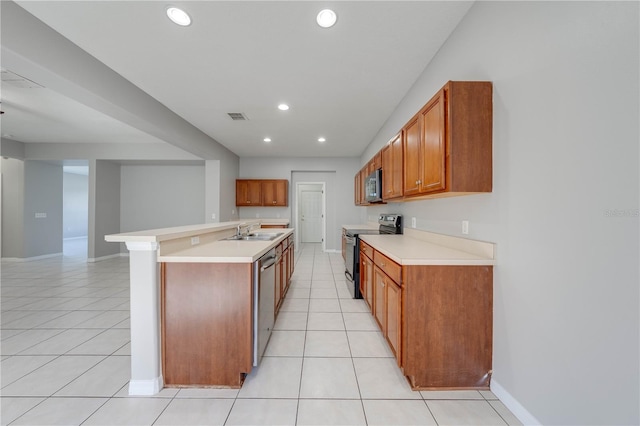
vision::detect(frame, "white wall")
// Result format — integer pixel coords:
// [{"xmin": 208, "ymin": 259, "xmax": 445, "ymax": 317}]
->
[
  {"xmin": 23, "ymin": 161, "xmax": 63, "ymax": 258},
  {"xmin": 239, "ymin": 157, "xmax": 362, "ymax": 251},
  {"xmin": 1, "ymin": 157, "xmax": 25, "ymax": 258},
  {"xmin": 89, "ymin": 160, "xmax": 121, "ymax": 260},
  {"xmin": 363, "ymin": 2, "xmax": 639, "ymax": 425},
  {"xmin": 120, "ymin": 165, "xmax": 205, "ymax": 232},
  {"xmin": 63, "ymin": 172, "xmax": 88, "ymax": 239}
]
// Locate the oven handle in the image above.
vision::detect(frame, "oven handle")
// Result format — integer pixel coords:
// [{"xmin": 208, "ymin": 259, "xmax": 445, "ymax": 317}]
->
[{"xmin": 345, "ymin": 270, "xmax": 354, "ymax": 283}]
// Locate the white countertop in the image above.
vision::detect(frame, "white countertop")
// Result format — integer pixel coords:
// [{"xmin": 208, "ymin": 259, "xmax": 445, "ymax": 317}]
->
[
  {"xmin": 342, "ymin": 223, "xmax": 379, "ymax": 231},
  {"xmin": 158, "ymin": 229, "xmax": 294, "ymax": 263},
  {"xmin": 105, "ymin": 219, "xmax": 289, "ymax": 243},
  {"xmin": 360, "ymin": 230, "xmax": 495, "ymax": 266}
]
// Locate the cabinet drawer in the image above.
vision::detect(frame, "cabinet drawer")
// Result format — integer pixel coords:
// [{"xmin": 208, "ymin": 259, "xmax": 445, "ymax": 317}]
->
[
  {"xmin": 360, "ymin": 241, "xmax": 374, "ymax": 259},
  {"xmin": 373, "ymin": 251, "xmax": 401, "ymax": 284}
]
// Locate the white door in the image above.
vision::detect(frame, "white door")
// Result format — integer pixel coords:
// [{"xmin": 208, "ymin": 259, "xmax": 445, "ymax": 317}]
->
[{"xmin": 300, "ymin": 189, "xmax": 323, "ymax": 243}]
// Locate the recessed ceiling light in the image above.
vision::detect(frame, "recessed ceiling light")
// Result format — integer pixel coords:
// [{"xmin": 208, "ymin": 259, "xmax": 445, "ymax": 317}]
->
[
  {"xmin": 277, "ymin": 104, "xmax": 289, "ymax": 111},
  {"xmin": 166, "ymin": 7, "xmax": 191, "ymax": 26},
  {"xmin": 316, "ymin": 9, "xmax": 337, "ymax": 28},
  {"xmin": 318, "ymin": 137, "xmax": 326, "ymax": 143},
  {"xmin": 263, "ymin": 137, "xmax": 272, "ymax": 143}
]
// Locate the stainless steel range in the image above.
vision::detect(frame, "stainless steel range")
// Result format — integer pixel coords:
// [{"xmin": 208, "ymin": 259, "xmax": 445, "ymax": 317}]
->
[{"xmin": 344, "ymin": 214, "xmax": 402, "ymax": 298}]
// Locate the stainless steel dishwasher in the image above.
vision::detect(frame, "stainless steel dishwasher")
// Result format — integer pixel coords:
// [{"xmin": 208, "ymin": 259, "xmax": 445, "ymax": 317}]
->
[{"xmin": 253, "ymin": 248, "xmax": 276, "ymax": 366}]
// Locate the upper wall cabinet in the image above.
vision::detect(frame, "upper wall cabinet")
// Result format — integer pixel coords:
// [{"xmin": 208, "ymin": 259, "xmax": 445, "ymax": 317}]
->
[
  {"xmin": 382, "ymin": 132, "xmax": 403, "ymax": 200},
  {"xmin": 262, "ymin": 180, "xmax": 288, "ymax": 206},
  {"xmin": 355, "ymin": 81, "xmax": 492, "ymax": 206},
  {"xmin": 403, "ymin": 81, "xmax": 492, "ymax": 199},
  {"xmin": 236, "ymin": 179, "xmax": 288, "ymax": 207}
]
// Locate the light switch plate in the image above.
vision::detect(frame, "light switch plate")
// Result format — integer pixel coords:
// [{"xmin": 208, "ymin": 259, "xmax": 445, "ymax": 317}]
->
[
  {"xmin": 411, "ymin": 217, "xmax": 417, "ymax": 228},
  {"xmin": 462, "ymin": 220, "xmax": 469, "ymax": 235},
  {"xmin": 191, "ymin": 236, "xmax": 200, "ymax": 245}
]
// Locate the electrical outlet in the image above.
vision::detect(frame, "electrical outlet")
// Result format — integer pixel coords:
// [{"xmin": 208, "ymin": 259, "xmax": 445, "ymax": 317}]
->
[
  {"xmin": 35, "ymin": 213, "xmax": 47, "ymax": 219},
  {"xmin": 191, "ymin": 236, "xmax": 200, "ymax": 245},
  {"xmin": 411, "ymin": 217, "xmax": 417, "ymax": 228},
  {"xmin": 211, "ymin": 213, "xmax": 216, "ymax": 220},
  {"xmin": 256, "ymin": 213, "xmax": 260, "ymax": 218},
  {"xmin": 232, "ymin": 209, "xmax": 236, "ymax": 215},
  {"xmin": 462, "ymin": 220, "xmax": 469, "ymax": 235}
]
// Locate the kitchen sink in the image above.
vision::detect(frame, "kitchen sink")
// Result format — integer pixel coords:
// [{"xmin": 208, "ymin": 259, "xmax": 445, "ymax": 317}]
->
[{"xmin": 223, "ymin": 232, "xmax": 284, "ymax": 241}]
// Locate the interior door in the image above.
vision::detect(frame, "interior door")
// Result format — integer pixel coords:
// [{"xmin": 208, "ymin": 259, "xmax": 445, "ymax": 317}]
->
[{"xmin": 300, "ymin": 189, "xmax": 322, "ymax": 243}]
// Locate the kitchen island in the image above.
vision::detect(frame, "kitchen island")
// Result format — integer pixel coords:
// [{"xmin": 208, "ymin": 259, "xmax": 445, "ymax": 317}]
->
[{"xmin": 105, "ymin": 219, "xmax": 293, "ymax": 395}]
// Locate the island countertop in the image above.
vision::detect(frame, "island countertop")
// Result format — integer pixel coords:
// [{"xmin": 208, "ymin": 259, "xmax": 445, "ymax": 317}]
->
[
  {"xmin": 105, "ymin": 220, "xmax": 293, "ymax": 263},
  {"xmin": 158, "ymin": 228, "xmax": 294, "ymax": 263}
]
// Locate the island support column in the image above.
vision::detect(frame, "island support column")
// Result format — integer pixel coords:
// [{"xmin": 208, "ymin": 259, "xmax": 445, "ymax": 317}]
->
[{"xmin": 125, "ymin": 241, "xmax": 163, "ymax": 395}]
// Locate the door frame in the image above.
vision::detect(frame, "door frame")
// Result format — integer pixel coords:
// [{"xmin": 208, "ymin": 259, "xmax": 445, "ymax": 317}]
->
[{"xmin": 294, "ymin": 182, "xmax": 326, "ymax": 252}]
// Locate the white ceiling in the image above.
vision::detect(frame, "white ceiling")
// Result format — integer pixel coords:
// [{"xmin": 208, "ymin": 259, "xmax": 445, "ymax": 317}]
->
[{"xmin": 3, "ymin": 1, "xmax": 474, "ymax": 159}]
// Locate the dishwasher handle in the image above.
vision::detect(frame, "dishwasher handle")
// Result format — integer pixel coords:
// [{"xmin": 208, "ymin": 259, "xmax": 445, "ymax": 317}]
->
[{"xmin": 260, "ymin": 256, "xmax": 277, "ymax": 271}]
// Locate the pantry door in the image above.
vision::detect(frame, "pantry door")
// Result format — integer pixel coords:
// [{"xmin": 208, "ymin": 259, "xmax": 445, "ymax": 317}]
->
[{"xmin": 300, "ymin": 188, "xmax": 323, "ymax": 243}]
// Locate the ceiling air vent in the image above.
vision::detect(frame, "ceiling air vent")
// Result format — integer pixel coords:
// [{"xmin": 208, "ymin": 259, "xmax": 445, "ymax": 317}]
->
[{"xmin": 227, "ymin": 112, "xmax": 248, "ymax": 121}]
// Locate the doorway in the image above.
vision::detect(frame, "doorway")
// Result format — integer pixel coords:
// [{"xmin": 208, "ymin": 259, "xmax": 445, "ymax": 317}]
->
[
  {"xmin": 63, "ymin": 165, "xmax": 89, "ymax": 258},
  {"xmin": 295, "ymin": 182, "xmax": 326, "ymax": 250}
]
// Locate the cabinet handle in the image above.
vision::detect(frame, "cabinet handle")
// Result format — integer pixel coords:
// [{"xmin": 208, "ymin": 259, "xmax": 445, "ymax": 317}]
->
[
  {"xmin": 273, "ymin": 201, "xmax": 276, "ymax": 204},
  {"xmin": 247, "ymin": 201, "xmax": 251, "ymax": 204}
]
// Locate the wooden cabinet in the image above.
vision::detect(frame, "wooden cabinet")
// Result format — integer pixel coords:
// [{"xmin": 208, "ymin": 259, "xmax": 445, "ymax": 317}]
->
[
  {"xmin": 382, "ymin": 133, "xmax": 403, "ymax": 200},
  {"xmin": 236, "ymin": 179, "xmax": 288, "ymax": 207},
  {"xmin": 354, "ymin": 80, "xmax": 492, "ymax": 204},
  {"xmin": 275, "ymin": 244, "xmax": 283, "ymax": 314},
  {"xmin": 359, "ymin": 168, "xmax": 368, "ymax": 205},
  {"xmin": 359, "ymin": 241, "xmax": 374, "ymax": 309},
  {"xmin": 262, "ymin": 180, "xmax": 288, "ymax": 206},
  {"xmin": 373, "ymin": 265, "xmax": 402, "ymax": 361},
  {"xmin": 402, "ymin": 265, "xmax": 493, "ymax": 389},
  {"xmin": 403, "ymin": 81, "xmax": 492, "ymax": 198},
  {"xmin": 373, "ymin": 253, "xmax": 402, "ymax": 362},
  {"xmin": 236, "ymin": 180, "xmax": 262, "ymax": 206},
  {"xmin": 359, "ymin": 240, "xmax": 493, "ymax": 390},
  {"xmin": 161, "ymin": 262, "xmax": 253, "ymax": 387}
]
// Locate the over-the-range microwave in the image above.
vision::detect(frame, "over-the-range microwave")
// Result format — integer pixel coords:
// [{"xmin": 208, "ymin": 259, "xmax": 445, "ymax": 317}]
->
[{"xmin": 365, "ymin": 168, "xmax": 383, "ymax": 203}]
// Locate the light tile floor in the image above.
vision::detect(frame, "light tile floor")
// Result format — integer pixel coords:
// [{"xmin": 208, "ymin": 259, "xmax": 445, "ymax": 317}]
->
[{"xmin": 1, "ymin": 242, "xmax": 522, "ymax": 425}]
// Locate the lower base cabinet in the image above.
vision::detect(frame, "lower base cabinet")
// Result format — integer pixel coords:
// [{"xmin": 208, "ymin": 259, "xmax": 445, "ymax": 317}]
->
[
  {"xmin": 161, "ymin": 262, "xmax": 253, "ymax": 388},
  {"xmin": 402, "ymin": 265, "xmax": 493, "ymax": 389},
  {"xmin": 361, "ymin": 243, "xmax": 494, "ymax": 390}
]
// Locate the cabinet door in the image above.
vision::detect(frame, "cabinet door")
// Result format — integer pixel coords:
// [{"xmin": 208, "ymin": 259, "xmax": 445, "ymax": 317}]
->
[
  {"xmin": 275, "ymin": 253, "xmax": 283, "ymax": 314},
  {"xmin": 359, "ymin": 168, "xmax": 368, "ymax": 205},
  {"xmin": 386, "ymin": 279, "xmax": 401, "ymax": 362},
  {"xmin": 364, "ymin": 255, "xmax": 374, "ymax": 310},
  {"xmin": 373, "ymin": 266, "xmax": 386, "ymax": 332},
  {"xmin": 262, "ymin": 180, "xmax": 288, "ymax": 206},
  {"xmin": 354, "ymin": 172, "xmax": 361, "ymax": 206},
  {"xmin": 419, "ymin": 90, "xmax": 446, "ymax": 193},
  {"xmin": 403, "ymin": 114, "xmax": 421, "ymax": 196},
  {"xmin": 359, "ymin": 254, "xmax": 367, "ymax": 302},
  {"xmin": 382, "ymin": 133, "xmax": 403, "ymax": 200},
  {"xmin": 236, "ymin": 180, "xmax": 262, "ymax": 206}
]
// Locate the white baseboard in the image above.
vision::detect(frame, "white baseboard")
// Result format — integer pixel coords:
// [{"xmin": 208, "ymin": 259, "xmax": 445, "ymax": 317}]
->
[
  {"xmin": 491, "ymin": 379, "xmax": 541, "ymax": 425},
  {"xmin": 88, "ymin": 253, "xmax": 127, "ymax": 263},
  {"xmin": 2, "ymin": 252, "xmax": 62, "ymax": 262},
  {"xmin": 128, "ymin": 376, "xmax": 163, "ymax": 395}
]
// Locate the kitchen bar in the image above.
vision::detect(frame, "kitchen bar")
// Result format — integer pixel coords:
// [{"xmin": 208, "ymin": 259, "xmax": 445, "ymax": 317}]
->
[{"xmin": 105, "ymin": 219, "xmax": 292, "ymax": 395}]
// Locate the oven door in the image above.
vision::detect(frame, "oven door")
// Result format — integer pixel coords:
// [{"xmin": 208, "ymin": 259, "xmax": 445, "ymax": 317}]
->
[{"xmin": 344, "ymin": 234, "xmax": 356, "ymax": 282}]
